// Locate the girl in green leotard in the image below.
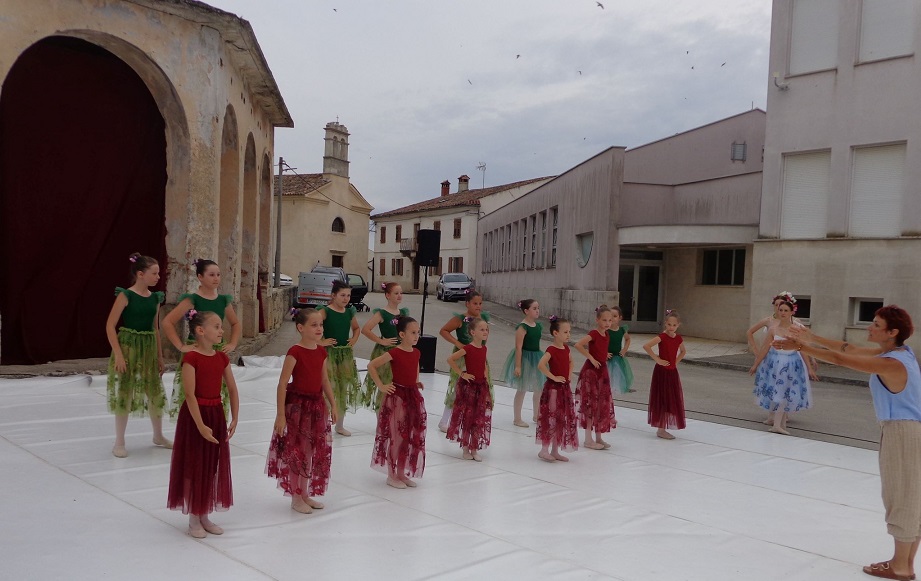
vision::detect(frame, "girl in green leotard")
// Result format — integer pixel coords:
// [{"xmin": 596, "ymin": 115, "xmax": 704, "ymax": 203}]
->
[
  {"xmin": 501, "ymin": 299, "xmax": 544, "ymax": 428},
  {"xmin": 105, "ymin": 252, "xmax": 172, "ymax": 458},
  {"xmin": 360, "ymin": 282, "xmax": 409, "ymax": 409},
  {"xmin": 438, "ymin": 290, "xmax": 491, "ymax": 432},
  {"xmin": 320, "ymin": 280, "xmax": 362, "ymax": 436},
  {"xmin": 163, "ymin": 259, "xmax": 242, "ymax": 418}
]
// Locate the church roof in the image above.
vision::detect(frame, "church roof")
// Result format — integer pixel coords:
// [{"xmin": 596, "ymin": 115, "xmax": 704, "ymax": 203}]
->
[
  {"xmin": 371, "ymin": 176, "xmax": 553, "ymax": 220},
  {"xmin": 275, "ymin": 174, "xmax": 330, "ymax": 196}
]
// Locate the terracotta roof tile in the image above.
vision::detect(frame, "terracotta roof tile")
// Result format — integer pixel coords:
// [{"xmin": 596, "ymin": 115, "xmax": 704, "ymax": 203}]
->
[
  {"xmin": 274, "ymin": 174, "xmax": 330, "ymax": 196},
  {"xmin": 371, "ymin": 176, "xmax": 553, "ymax": 220}
]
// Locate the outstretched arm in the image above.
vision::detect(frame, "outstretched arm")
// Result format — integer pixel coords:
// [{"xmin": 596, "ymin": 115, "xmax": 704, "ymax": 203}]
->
[{"xmin": 162, "ymin": 297, "xmax": 195, "ymax": 353}]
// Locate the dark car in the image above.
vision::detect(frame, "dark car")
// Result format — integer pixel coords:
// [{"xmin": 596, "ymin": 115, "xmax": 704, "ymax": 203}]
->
[
  {"xmin": 347, "ymin": 273, "xmax": 369, "ymax": 311},
  {"xmin": 436, "ymin": 273, "xmax": 474, "ymax": 301}
]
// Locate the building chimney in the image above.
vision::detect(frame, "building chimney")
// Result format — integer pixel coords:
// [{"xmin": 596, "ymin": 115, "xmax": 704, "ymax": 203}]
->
[
  {"xmin": 457, "ymin": 175, "xmax": 470, "ymax": 193},
  {"xmin": 440, "ymin": 180, "xmax": 451, "ymax": 197}
]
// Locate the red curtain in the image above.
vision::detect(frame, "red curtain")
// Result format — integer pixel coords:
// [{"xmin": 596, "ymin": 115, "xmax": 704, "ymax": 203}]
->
[{"xmin": 0, "ymin": 37, "xmax": 167, "ymax": 364}]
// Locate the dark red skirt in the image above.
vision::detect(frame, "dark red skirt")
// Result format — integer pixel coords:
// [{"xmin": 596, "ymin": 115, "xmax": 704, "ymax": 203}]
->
[
  {"xmin": 167, "ymin": 400, "xmax": 232, "ymax": 515},
  {"xmin": 648, "ymin": 366, "xmax": 686, "ymax": 429},
  {"xmin": 371, "ymin": 383, "xmax": 426, "ymax": 477},
  {"xmin": 535, "ymin": 380, "xmax": 579, "ymax": 451},
  {"xmin": 446, "ymin": 377, "xmax": 492, "ymax": 451},
  {"xmin": 575, "ymin": 361, "xmax": 615, "ymax": 432},
  {"xmin": 266, "ymin": 391, "xmax": 332, "ymax": 497}
]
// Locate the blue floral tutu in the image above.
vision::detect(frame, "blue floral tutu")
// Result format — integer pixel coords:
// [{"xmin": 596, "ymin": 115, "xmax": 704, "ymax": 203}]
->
[
  {"xmin": 501, "ymin": 349, "xmax": 544, "ymax": 392},
  {"xmin": 607, "ymin": 355, "xmax": 634, "ymax": 394},
  {"xmin": 753, "ymin": 348, "xmax": 812, "ymax": 412}
]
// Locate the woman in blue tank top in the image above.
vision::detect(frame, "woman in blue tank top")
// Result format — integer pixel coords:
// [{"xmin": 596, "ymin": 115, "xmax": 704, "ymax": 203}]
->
[{"xmin": 776, "ymin": 305, "xmax": 921, "ymax": 581}]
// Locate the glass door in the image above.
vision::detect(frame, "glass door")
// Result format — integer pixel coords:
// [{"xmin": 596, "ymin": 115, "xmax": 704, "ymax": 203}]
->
[{"xmin": 618, "ymin": 263, "xmax": 661, "ymax": 333}]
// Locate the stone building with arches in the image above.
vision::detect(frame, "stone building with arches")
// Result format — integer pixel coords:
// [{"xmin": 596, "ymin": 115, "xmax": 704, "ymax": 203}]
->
[
  {"xmin": 0, "ymin": 0, "xmax": 293, "ymax": 364},
  {"xmin": 277, "ymin": 121, "xmax": 374, "ymax": 280}
]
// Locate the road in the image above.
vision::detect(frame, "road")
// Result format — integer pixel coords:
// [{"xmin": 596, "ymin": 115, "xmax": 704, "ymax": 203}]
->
[{"xmin": 259, "ymin": 291, "xmax": 881, "ymax": 450}]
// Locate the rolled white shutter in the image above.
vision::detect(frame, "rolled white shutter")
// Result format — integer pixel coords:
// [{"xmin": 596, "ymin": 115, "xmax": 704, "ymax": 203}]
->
[
  {"xmin": 781, "ymin": 151, "xmax": 831, "ymax": 239},
  {"xmin": 849, "ymin": 144, "xmax": 905, "ymax": 238}
]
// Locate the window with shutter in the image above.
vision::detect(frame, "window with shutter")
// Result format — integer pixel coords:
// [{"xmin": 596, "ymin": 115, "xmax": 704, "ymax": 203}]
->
[
  {"xmin": 859, "ymin": 0, "xmax": 914, "ymax": 63},
  {"xmin": 781, "ymin": 151, "xmax": 830, "ymax": 239},
  {"xmin": 790, "ymin": 0, "xmax": 838, "ymax": 75},
  {"xmin": 849, "ymin": 143, "xmax": 905, "ymax": 238}
]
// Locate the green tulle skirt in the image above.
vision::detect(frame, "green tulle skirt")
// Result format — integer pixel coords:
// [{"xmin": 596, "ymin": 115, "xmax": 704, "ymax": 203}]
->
[
  {"xmin": 107, "ymin": 328, "xmax": 166, "ymax": 417},
  {"xmin": 445, "ymin": 348, "xmax": 495, "ymax": 409},
  {"xmin": 328, "ymin": 345, "xmax": 364, "ymax": 413},
  {"xmin": 362, "ymin": 343, "xmax": 393, "ymax": 410},
  {"xmin": 168, "ymin": 340, "xmax": 230, "ymax": 420}
]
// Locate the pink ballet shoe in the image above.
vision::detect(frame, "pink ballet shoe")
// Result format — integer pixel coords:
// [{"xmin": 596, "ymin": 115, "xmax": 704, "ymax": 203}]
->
[{"xmin": 188, "ymin": 526, "xmax": 206, "ymax": 539}]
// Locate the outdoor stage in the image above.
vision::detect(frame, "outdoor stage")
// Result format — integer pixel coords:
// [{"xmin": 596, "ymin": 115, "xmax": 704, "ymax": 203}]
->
[{"xmin": 0, "ymin": 362, "xmax": 888, "ymax": 580}]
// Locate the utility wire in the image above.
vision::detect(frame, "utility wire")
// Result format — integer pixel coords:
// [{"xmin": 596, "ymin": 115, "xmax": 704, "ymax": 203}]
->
[{"xmin": 279, "ymin": 160, "xmax": 359, "ymax": 212}]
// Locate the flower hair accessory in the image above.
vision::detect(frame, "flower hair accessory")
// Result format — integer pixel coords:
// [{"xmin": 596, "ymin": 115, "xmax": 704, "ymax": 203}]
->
[
  {"xmin": 463, "ymin": 315, "xmax": 474, "ymax": 324},
  {"xmin": 665, "ymin": 308, "xmax": 674, "ymax": 317},
  {"xmin": 774, "ymin": 291, "xmax": 797, "ymax": 304},
  {"xmin": 185, "ymin": 309, "xmax": 198, "ymax": 321},
  {"xmin": 548, "ymin": 315, "xmax": 559, "ymax": 323},
  {"xmin": 390, "ymin": 317, "xmax": 401, "ymax": 327},
  {"xmin": 128, "ymin": 255, "xmax": 137, "ymax": 263},
  {"xmin": 516, "ymin": 301, "xmax": 522, "ymax": 309},
  {"xmin": 381, "ymin": 282, "xmax": 387, "ymax": 291},
  {"xmin": 289, "ymin": 307, "xmax": 299, "ymax": 320}
]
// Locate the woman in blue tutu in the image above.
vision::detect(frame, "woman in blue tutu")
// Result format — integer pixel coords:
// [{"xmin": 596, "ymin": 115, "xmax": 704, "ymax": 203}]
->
[
  {"xmin": 502, "ymin": 299, "xmax": 543, "ymax": 428},
  {"xmin": 749, "ymin": 296, "xmax": 813, "ymax": 435}
]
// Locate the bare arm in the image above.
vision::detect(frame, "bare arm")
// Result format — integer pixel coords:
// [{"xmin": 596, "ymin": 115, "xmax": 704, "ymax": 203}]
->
[
  {"xmin": 347, "ymin": 315, "xmax": 361, "ymax": 347},
  {"xmin": 439, "ymin": 317, "xmax": 464, "ymax": 349},
  {"xmin": 513, "ymin": 326, "xmax": 526, "ymax": 374},
  {"xmin": 154, "ymin": 303, "xmax": 164, "ymax": 374},
  {"xmin": 792, "ymin": 326, "xmax": 883, "ymax": 357},
  {"xmin": 643, "ymin": 336, "xmax": 668, "ymax": 366},
  {"xmin": 675, "ymin": 342, "xmax": 686, "ymax": 365},
  {"xmin": 222, "ymin": 304, "xmax": 242, "ymax": 352},
  {"xmin": 573, "ymin": 334, "xmax": 600, "ymax": 368},
  {"xmin": 223, "ymin": 362, "xmax": 240, "ymax": 438},
  {"xmin": 746, "ymin": 316, "xmax": 771, "ymax": 352},
  {"xmin": 448, "ymin": 347, "xmax": 472, "ymax": 380},
  {"xmin": 361, "ymin": 312, "xmax": 392, "ymax": 346},
  {"xmin": 272, "ymin": 355, "xmax": 297, "ymax": 436},
  {"xmin": 181, "ymin": 362, "xmax": 218, "ymax": 444},
  {"xmin": 537, "ymin": 351, "xmax": 557, "ymax": 381},
  {"xmin": 162, "ymin": 297, "xmax": 195, "ymax": 352},
  {"xmin": 367, "ymin": 351, "xmax": 395, "ymax": 394},
  {"xmin": 748, "ymin": 332, "xmax": 773, "ymax": 375},
  {"xmin": 776, "ymin": 337, "xmax": 907, "ymax": 390},
  {"xmin": 621, "ymin": 332, "xmax": 631, "ymax": 356},
  {"xmin": 320, "ymin": 359, "xmax": 338, "ymax": 422},
  {"xmin": 105, "ymin": 293, "xmax": 129, "ymax": 372}
]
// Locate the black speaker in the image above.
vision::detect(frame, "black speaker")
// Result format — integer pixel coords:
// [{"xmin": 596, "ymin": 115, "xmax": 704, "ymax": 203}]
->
[
  {"xmin": 417, "ymin": 335, "xmax": 437, "ymax": 373},
  {"xmin": 416, "ymin": 229, "xmax": 441, "ymax": 267}
]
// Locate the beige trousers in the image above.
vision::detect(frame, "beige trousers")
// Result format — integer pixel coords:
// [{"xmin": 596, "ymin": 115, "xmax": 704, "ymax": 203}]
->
[{"xmin": 879, "ymin": 420, "xmax": 921, "ymax": 543}]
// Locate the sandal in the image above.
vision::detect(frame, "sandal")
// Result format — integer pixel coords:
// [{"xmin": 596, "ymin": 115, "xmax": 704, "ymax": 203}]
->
[{"xmin": 862, "ymin": 561, "xmax": 912, "ymax": 580}]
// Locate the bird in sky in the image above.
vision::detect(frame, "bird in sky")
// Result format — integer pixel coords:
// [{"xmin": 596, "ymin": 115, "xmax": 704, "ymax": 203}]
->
[
  {"xmin": 721, "ymin": 62, "xmax": 726, "ymax": 67},
  {"xmin": 516, "ymin": 54, "xmax": 520, "ymax": 59},
  {"xmin": 578, "ymin": 70, "xmax": 582, "ymax": 75},
  {"xmin": 333, "ymin": 8, "xmax": 337, "ymax": 12},
  {"xmin": 596, "ymin": 1, "xmax": 604, "ymax": 8},
  {"xmin": 468, "ymin": 79, "xmax": 473, "ymax": 85}
]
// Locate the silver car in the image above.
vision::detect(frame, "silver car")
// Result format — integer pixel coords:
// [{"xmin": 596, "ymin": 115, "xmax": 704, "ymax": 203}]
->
[{"xmin": 436, "ymin": 273, "xmax": 473, "ymax": 301}]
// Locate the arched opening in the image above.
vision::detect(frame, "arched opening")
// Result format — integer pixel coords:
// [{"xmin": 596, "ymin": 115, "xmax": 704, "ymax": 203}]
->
[
  {"xmin": 240, "ymin": 134, "xmax": 258, "ymax": 337},
  {"xmin": 0, "ymin": 36, "xmax": 168, "ymax": 364},
  {"xmin": 258, "ymin": 152, "xmax": 273, "ymax": 333},
  {"xmin": 218, "ymin": 105, "xmax": 240, "ymax": 299},
  {"xmin": 332, "ymin": 217, "xmax": 346, "ymax": 233}
]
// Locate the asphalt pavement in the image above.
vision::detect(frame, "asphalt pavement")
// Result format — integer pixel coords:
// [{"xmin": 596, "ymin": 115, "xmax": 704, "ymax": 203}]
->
[{"xmin": 257, "ymin": 291, "xmax": 881, "ymax": 450}]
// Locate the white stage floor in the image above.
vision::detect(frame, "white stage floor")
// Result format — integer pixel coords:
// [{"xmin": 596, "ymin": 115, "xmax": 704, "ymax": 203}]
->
[{"xmin": 0, "ymin": 362, "xmax": 889, "ymax": 580}]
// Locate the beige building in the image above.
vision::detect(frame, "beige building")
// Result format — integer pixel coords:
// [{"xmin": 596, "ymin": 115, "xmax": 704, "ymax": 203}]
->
[
  {"xmin": 0, "ymin": 0, "xmax": 292, "ymax": 364},
  {"xmin": 478, "ymin": 110, "xmax": 766, "ymax": 338},
  {"xmin": 277, "ymin": 122, "xmax": 373, "ymax": 280},
  {"xmin": 754, "ymin": 0, "xmax": 921, "ymax": 346},
  {"xmin": 371, "ymin": 176, "xmax": 552, "ymax": 293}
]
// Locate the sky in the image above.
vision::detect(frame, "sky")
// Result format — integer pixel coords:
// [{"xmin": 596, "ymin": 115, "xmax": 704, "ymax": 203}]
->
[{"xmin": 208, "ymin": 0, "xmax": 772, "ymax": 215}]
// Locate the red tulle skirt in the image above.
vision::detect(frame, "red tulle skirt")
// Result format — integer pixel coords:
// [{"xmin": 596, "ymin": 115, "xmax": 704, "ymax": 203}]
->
[
  {"xmin": 266, "ymin": 391, "xmax": 332, "ymax": 497},
  {"xmin": 575, "ymin": 362, "xmax": 615, "ymax": 433},
  {"xmin": 648, "ymin": 366, "xmax": 686, "ymax": 429},
  {"xmin": 167, "ymin": 400, "xmax": 232, "ymax": 515},
  {"xmin": 446, "ymin": 377, "xmax": 492, "ymax": 451},
  {"xmin": 371, "ymin": 383, "xmax": 426, "ymax": 477},
  {"xmin": 536, "ymin": 380, "xmax": 579, "ymax": 451}
]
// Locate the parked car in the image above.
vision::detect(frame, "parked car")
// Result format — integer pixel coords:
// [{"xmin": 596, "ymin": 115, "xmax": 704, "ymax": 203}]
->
[
  {"xmin": 310, "ymin": 265, "xmax": 347, "ymax": 283},
  {"xmin": 436, "ymin": 273, "xmax": 474, "ymax": 301},
  {"xmin": 295, "ymin": 272, "xmax": 339, "ymax": 308},
  {"xmin": 271, "ymin": 272, "xmax": 293, "ymax": 286},
  {"xmin": 347, "ymin": 273, "xmax": 369, "ymax": 311}
]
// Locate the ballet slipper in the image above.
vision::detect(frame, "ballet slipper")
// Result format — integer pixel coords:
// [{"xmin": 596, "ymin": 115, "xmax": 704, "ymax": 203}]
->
[
  {"xmin": 399, "ymin": 476, "xmax": 418, "ymax": 488},
  {"xmin": 335, "ymin": 427, "xmax": 351, "ymax": 437},
  {"xmin": 513, "ymin": 419, "xmax": 529, "ymax": 428},
  {"xmin": 768, "ymin": 426, "xmax": 791, "ymax": 436},
  {"xmin": 112, "ymin": 445, "xmax": 128, "ymax": 458},
  {"xmin": 387, "ymin": 477, "xmax": 407, "ymax": 489},
  {"xmin": 153, "ymin": 436, "xmax": 173, "ymax": 449},
  {"xmin": 303, "ymin": 497, "xmax": 324, "ymax": 510},
  {"xmin": 291, "ymin": 498, "xmax": 313, "ymax": 513},
  {"xmin": 656, "ymin": 430, "xmax": 676, "ymax": 440},
  {"xmin": 596, "ymin": 439, "xmax": 611, "ymax": 450},
  {"xmin": 462, "ymin": 450, "xmax": 474, "ymax": 460},
  {"xmin": 551, "ymin": 451, "xmax": 569, "ymax": 462},
  {"xmin": 472, "ymin": 451, "xmax": 482, "ymax": 462},
  {"xmin": 200, "ymin": 521, "xmax": 223, "ymax": 535},
  {"xmin": 437, "ymin": 423, "xmax": 448, "ymax": 433},
  {"xmin": 188, "ymin": 526, "xmax": 206, "ymax": 538},
  {"xmin": 538, "ymin": 451, "xmax": 556, "ymax": 463},
  {"xmin": 584, "ymin": 441, "xmax": 604, "ymax": 450}
]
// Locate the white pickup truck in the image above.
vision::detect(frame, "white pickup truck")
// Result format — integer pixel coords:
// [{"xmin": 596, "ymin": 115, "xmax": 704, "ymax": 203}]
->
[{"xmin": 295, "ymin": 272, "xmax": 340, "ymax": 308}]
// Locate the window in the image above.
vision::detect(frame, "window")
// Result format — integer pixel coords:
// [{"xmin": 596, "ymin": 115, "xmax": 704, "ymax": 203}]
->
[
  {"xmin": 849, "ymin": 143, "xmax": 905, "ymax": 238},
  {"xmin": 448, "ymin": 257, "xmax": 464, "ymax": 273},
  {"xmin": 789, "ymin": 0, "xmax": 839, "ymax": 75},
  {"xmin": 781, "ymin": 151, "xmax": 830, "ymax": 239},
  {"xmin": 520, "ymin": 219, "xmax": 527, "ymax": 269},
  {"xmin": 391, "ymin": 258, "xmax": 404, "ymax": 276},
  {"xmin": 453, "ymin": 218, "xmax": 462, "ymax": 239},
  {"xmin": 506, "ymin": 226, "xmax": 512, "ymax": 271},
  {"xmin": 379, "ymin": 258, "xmax": 385, "ymax": 275},
  {"xmin": 380, "ymin": 226, "xmax": 386, "ymax": 244},
  {"xmin": 731, "ymin": 142, "xmax": 746, "ymax": 162},
  {"xmin": 395, "ymin": 225, "xmax": 402, "ymax": 242},
  {"xmin": 331, "ymin": 255, "xmax": 344, "ymax": 268},
  {"xmin": 483, "ymin": 234, "xmax": 488, "ymax": 272},
  {"xmin": 433, "ymin": 220, "xmax": 441, "ymax": 231},
  {"xmin": 500, "ymin": 227, "xmax": 505, "ymax": 272},
  {"xmin": 576, "ymin": 232, "xmax": 593, "ymax": 268},
  {"xmin": 700, "ymin": 248, "xmax": 745, "ymax": 286},
  {"xmin": 550, "ymin": 207, "xmax": 558, "ymax": 267},
  {"xmin": 530, "ymin": 215, "xmax": 537, "ymax": 268},
  {"xmin": 851, "ymin": 297, "xmax": 884, "ymax": 326},
  {"xmin": 413, "ymin": 223, "xmax": 420, "ymax": 241},
  {"xmin": 793, "ymin": 295, "xmax": 811, "ymax": 322},
  {"xmin": 859, "ymin": 0, "xmax": 914, "ymax": 63},
  {"xmin": 332, "ymin": 217, "xmax": 345, "ymax": 233},
  {"xmin": 436, "ymin": 257, "xmax": 443, "ymax": 276},
  {"xmin": 539, "ymin": 211, "xmax": 547, "ymax": 268}
]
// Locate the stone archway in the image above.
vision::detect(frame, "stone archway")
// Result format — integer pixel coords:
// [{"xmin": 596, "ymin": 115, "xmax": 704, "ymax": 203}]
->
[
  {"xmin": 240, "ymin": 134, "xmax": 258, "ymax": 337},
  {"xmin": 0, "ymin": 35, "xmax": 179, "ymax": 364},
  {"xmin": 218, "ymin": 105, "xmax": 241, "ymax": 299}
]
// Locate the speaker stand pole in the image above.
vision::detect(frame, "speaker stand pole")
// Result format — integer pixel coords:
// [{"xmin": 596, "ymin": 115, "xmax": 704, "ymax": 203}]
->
[{"xmin": 420, "ymin": 264, "xmax": 429, "ymax": 335}]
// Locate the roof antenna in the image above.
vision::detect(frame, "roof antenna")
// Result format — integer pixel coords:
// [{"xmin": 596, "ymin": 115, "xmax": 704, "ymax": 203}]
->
[{"xmin": 476, "ymin": 162, "xmax": 486, "ymax": 189}]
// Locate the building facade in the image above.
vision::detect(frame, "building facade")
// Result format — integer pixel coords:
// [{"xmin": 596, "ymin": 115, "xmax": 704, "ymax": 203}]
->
[
  {"xmin": 371, "ymin": 176, "xmax": 551, "ymax": 292},
  {"xmin": 477, "ymin": 110, "xmax": 766, "ymax": 337},
  {"xmin": 0, "ymin": 0, "xmax": 292, "ymax": 363},
  {"xmin": 278, "ymin": 122, "xmax": 373, "ymax": 280},
  {"xmin": 754, "ymin": 0, "xmax": 921, "ymax": 345}
]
